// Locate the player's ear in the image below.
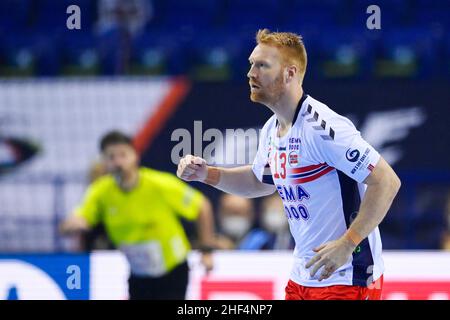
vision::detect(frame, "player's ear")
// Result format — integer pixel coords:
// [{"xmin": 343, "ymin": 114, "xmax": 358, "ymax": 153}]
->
[{"xmin": 285, "ymin": 65, "xmax": 297, "ymax": 83}]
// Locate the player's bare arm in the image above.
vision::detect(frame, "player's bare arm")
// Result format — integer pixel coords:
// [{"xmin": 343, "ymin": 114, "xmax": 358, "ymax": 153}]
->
[
  {"xmin": 306, "ymin": 157, "xmax": 401, "ymax": 281},
  {"xmin": 177, "ymin": 154, "xmax": 275, "ymax": 198}
]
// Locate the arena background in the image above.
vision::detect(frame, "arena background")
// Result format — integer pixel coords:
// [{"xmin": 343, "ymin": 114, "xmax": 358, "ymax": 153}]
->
[{"xmin": 0, "ymin": 0, "xmax": 450, "ymax": 300}]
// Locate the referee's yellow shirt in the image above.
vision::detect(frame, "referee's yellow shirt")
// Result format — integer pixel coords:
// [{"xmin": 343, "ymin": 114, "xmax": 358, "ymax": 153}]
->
[{"xmin": 75, "ymin": 167, "xmax": 204, "ymax": 274}]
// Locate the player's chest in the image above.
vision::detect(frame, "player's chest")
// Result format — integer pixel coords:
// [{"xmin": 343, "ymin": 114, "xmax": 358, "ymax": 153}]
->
[
  {"xmin": 267, "ymin": 134, "xmax": 315, "ymax": 181},
  {"xmin": 267, "ymin": 135, "xmax": 299, "ymax": 178}
]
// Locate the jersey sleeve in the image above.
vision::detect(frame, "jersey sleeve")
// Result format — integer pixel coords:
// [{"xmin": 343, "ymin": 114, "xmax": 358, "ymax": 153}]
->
[
  {"xmin": 305, "ymin": 113, "xmax": 381, "ymax": 183},
  {"xmin": 157, "ymin": 172, "xmax": 204, "ymax": 221},
  {"xmin": 74, "ymin": 181, "xmax": 104, "ymax": 227},
  {"xmin": 252, "ymin": 118, "xmax": 275, "ymax": 185}
]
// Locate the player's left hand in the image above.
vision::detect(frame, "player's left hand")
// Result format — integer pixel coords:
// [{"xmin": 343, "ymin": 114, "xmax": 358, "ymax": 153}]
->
[{"xmin": 305, "ymin": 237, "xmax": 356, "ymax": 281}]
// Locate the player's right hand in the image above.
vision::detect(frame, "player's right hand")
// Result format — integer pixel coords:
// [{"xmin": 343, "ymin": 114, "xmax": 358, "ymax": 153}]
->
[{"xmin": 177, "ymin": 155, "xmax": 208, "ymax": 182}]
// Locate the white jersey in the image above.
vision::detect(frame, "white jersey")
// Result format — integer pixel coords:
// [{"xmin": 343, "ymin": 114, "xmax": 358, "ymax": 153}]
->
[{"xmin": 252, "ymin": 93, "xmax": 383, "ymax": 287}]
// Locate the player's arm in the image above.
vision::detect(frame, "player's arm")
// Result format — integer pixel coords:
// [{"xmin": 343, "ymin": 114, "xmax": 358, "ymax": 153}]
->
[
  {"xmin": 307, "ymin": 157, "xmax": 400, "ymax": 281},
  {"xmin": 177, "ymin": 155, "xmax": 275, "ymax": 198},
  {"xmin": 305, "ymin": 111, "xmax": 401, "ymax": 280},
  {"xmin": 345, "ymin": 157, "xmax": 401, "ymax": 246}
]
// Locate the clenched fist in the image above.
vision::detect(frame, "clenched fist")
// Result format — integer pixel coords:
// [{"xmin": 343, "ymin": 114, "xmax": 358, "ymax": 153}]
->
[{"xmin": 177, "ymin": 155, "xmax": 208, "ymax": 182}]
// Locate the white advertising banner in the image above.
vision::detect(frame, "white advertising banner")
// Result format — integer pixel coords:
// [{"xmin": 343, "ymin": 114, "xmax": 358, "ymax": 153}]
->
[
  {"xmin": 1, "ymin": 251, "xmax": 449, "ymax": 300},
  {"xmin": 90, "ymin": 250, "xmax": 450, "ymax": 300}
]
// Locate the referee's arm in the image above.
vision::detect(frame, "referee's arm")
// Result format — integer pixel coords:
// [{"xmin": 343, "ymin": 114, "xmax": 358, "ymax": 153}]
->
[
  {"xmin": 60, "ymin": 182, "xmax": 101, "ymax": 235},
  {"xmin": 195, "ymin": 197, "xmax": 215, "ymax": 273},
  {"xmin": 60, "ymin": 214, "xmax": 91, "ymax": 234},
  {"xmin": 196, "ymin": 197, "xmax": 215, "ymax": 249}
]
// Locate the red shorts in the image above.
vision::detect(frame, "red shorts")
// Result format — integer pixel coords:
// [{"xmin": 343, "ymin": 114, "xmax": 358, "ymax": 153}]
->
[{"xmin": 285, "ymin": 275, "xmax": 383, "ymax": 300}]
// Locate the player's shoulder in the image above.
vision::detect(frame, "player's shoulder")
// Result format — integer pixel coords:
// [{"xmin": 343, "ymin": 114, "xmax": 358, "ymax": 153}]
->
[
  {"xmin": 304, "ymin": 95, "xmax": 346, "ymax": 122},
  {"xmin": 301, "ymin": 95, "xmax": 357, "ymax": 137}
]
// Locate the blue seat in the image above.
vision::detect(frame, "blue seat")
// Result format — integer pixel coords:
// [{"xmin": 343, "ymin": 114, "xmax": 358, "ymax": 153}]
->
[
  {"xmin": 222, "ymin": 0, "xmax": 281, "ymax": 33},
  {"xmin": 187, "ymin": 29, "xmax": 245, "ymax": 80},
  {"xmin": 413, "ymin": 9, "xmax": 450, "ymax": 29},
  {"xmin": 3, "ymin": 31, "xmax": 63, "ymax": 76},
  {"xmin": 157, "ymin": 0, "xmax": 221, "ymax": 30},
  {"xmin": 317, "ymin": 27, "xmax": 375, "ymax": 79},
  {"xmin": 61, "ymin": 32, "xmax": 99, "ymax": 74},
  {"xmin": 375, "ymin": 28, "xmax": 437, "ymax": 78},
  {"xmin": 132, "ymin": 28, "xmax": 192, "ymax": 75},
  {"xmin": 0, "ymin": 0, "xmax": 31, "ymax": 31}
]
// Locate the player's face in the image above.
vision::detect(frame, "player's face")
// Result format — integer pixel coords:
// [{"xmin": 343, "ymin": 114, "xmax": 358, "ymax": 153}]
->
[
  {"xmin": 102, "ymin": 143, "xmax": 139, "ymax": 177},
  {"xmin": 247, "ymin": 44, "xmax": 285, "ymax": 105}
]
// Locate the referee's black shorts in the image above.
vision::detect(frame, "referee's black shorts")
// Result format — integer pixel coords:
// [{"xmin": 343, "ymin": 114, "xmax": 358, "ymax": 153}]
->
[{"xmin": 128, "ymin": 261, "xmax": 189, "ymax": 300}]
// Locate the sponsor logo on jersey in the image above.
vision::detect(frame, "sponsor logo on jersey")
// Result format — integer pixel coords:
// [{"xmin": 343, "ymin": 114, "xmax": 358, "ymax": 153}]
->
[
  {"xmin": 351, "ymin": 148, "xmax": 371, "ymax": 174},
  {"xmin": 288, "ymin": 138, "xmax": 301, "ymax": 152},
  {"xmin": 288, "ymin": 151, "xmax": 299, "ymax": 166},
  {"xmin": 346, "ymin": 148, "xmax": 360, "ymax": 162}
]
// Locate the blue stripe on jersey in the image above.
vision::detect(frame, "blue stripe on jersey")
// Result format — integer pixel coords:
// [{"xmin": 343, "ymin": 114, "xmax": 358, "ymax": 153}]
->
[
  {"xmin": 288, "ymin": 165, "xmax": 329, "ymax": 179},
  {"xmin": 337, "ymin": 171, "xmax": 374, "ymax": 287}
]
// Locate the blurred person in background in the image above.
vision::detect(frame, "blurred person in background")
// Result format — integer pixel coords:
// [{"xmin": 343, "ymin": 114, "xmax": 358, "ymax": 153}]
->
[
  {"xmin": 215, "ymin": 193, "xmax": 293, "ymax": 250},
  {"xmin": 441, "ymin": 191, "xmax": 450, "ymax": 250},
  {"xmin": 256, "ymin": 193, "xmax": 294, "ymax": 250},
  {"xmin": 60, "ymin": 130, "xmax": 215, "ymax": 300},
  {"xmin": 215, "ymin": 194, "xmax": 258, "ymax": 250}
]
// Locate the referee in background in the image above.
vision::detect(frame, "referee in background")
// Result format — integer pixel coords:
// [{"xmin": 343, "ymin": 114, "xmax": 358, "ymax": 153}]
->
[{"xmin": 60, "ymin": 130, "xmax": 215, "ymax": 300}]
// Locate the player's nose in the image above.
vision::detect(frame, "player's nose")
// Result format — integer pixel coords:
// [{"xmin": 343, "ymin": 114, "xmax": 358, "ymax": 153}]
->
[{"xmin": 247, "ymin": 66, "xmax": 256, "ymax": 79}]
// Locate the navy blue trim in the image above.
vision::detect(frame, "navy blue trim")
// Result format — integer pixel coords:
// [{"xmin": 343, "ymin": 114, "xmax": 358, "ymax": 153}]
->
[
  {"xmin": 337, "ymin": 171, "xmax": 374, "ymax": 287},
  {"xmin": 262, "ymin": 174, "xmax": 274, "ymax": 185},
  {"xmin": 276, "ymin": 92, "xmax": 307, "ymax": 127},
  {"xmin": 292, "ymin": 92, "xmax": 308, "ymax": 125}
]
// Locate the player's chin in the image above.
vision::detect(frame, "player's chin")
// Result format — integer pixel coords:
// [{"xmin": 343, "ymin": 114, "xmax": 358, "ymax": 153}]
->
[{"xmin": 250, "ymin": 92, "xmax": 265, "ymax": 104}]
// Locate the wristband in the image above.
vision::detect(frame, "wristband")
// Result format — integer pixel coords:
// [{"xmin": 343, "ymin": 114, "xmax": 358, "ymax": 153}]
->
[
  {"xmin": 344, "ymin": 229, "xmax": 363, "ymax": 246},
  {"xmin": 204, "ymin": 167, "xmax": 220, "ymax": 186}
]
